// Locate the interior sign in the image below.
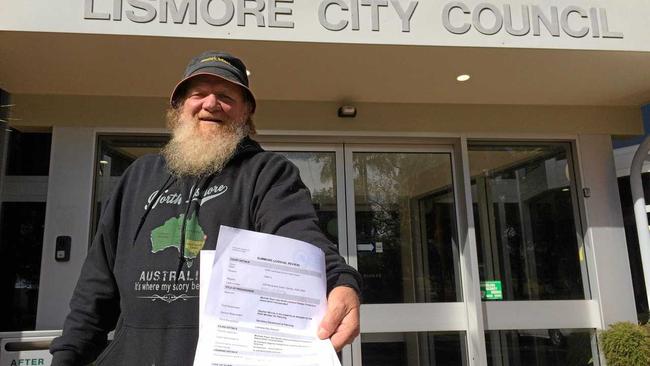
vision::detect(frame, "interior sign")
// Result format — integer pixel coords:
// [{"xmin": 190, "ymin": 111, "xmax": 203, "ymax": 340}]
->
[
  {"xmin": 480, "ymin": 280, "xmax": 503, "ymax": 300},
  {"xmin": 83, "ymin": 0, "xmax": 623, "ymax": 39}
]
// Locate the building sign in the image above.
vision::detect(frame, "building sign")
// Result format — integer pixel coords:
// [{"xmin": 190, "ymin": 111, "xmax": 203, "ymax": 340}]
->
[
  {"xmin": 480, "ymin": 280, "xmax": 503, "ymax": 300},
  {"xmin": 441, "ymin": 2, "xmax": 622, "ymax": 39},
  {"xmin": 1, "ymin": 0, "xmax": 649, "ymax": 51},
  {"xmin": 82, "ymin": 0, "xmax": 624, "ymax": 39}
]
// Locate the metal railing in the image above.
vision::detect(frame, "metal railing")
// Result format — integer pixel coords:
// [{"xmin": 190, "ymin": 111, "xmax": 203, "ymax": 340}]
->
[{"xmin": 630, "ymin": 136, "xmax": 650, "ymax": 312}]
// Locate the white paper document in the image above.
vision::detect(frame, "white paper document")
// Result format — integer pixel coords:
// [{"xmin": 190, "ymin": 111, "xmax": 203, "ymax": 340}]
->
[{"xmin": 195, "ymin": 226, "xmax": 341, "ymax": 366}]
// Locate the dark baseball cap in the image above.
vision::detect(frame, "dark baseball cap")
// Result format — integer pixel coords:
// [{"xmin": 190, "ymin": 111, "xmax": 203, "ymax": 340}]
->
[{"xmin": 170, "ymin": 51, "xmax": 256, "ymax": 112}]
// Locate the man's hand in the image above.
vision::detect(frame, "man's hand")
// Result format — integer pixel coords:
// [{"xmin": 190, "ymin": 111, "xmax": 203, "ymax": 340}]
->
[{"xmin": 317, "ymin": 286, "xmax": 360, "ymax": 351}]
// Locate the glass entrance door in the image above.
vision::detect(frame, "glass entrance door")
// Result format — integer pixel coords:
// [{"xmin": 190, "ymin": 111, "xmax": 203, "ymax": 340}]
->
[
  {"xmin": 265, "ymin": 143, "xmax": 469, "ymax": 366},
  {"xmin": 345, "ymin": 145, "xmax": 467, "ymax": 366}
]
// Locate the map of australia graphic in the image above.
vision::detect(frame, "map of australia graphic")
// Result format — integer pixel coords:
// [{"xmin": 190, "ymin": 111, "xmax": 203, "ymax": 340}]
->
[{"xmin": 150, "ymin": 213, "xmax": 206, "ymax": 267}]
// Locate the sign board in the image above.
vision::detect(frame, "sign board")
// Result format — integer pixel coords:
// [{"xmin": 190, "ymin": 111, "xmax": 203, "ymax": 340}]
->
[
  {"xmin": 356, "ymin": 241, "xmax": 383, "ymax": 253},
  {"xmin": 1, "ymin": 1, "xmax": 650, "ymax": 52},
  {"xmin": 0, "ymin": 337, "xmax": 54, "ymax": 366},
  {"xmin": 480, "ymin": 280, "xmax": 503, "ymax": 300}
]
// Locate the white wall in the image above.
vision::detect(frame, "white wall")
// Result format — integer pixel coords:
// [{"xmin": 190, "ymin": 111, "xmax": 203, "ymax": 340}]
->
[
  {"xmin": 36, "ymin": 127, "xmax": 96, "ymax": 330},
  {"xmin": 577, "ymin": 134, "xmax": 637, "ymax": 329}
]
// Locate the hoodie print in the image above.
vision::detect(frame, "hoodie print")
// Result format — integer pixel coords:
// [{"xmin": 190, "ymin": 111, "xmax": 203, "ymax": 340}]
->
[
  {"xmin": 150, "ymin": 212, "xmax": 206, "ymax": 267},
  {"xmin": 133, "ymin": 185, "xmax": 227, "ymax": 304}
]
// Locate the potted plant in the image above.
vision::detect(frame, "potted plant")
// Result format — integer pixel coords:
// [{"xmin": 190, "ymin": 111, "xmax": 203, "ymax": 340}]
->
[{"xmin": 600, "ymin": 321, "xmax": 650, "ymax": 365}]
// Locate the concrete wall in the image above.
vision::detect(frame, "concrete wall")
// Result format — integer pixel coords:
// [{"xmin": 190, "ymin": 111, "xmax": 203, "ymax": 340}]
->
[
  {"xmin": 35, "ymin": 127, "xmax": 96, "ymax": 330},
  {"xmin": 10, "ymin": 94, "xmax": 644, "ymax": 136}
]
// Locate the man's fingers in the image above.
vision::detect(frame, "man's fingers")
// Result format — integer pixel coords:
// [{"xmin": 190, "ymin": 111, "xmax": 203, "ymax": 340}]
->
[
  {"xmin": 328, "ymin": 307, "xmax": 360, "ymax": 351},
  {"xmin": 318, "ymin": 286, "xmax": 361, "ymax": 349},
  {"xmin": 318, "ymin": 300, "xmax": 347, "ymax": 339}
]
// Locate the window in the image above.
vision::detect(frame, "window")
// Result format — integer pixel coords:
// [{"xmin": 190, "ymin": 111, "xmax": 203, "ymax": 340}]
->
[
  {"xmin": 0, "ymin": 129, "xmax": 51, "ymax": 331},
  {"xmin": 468, "ymin": 143, "xmax": 589, "ymax": 301}
]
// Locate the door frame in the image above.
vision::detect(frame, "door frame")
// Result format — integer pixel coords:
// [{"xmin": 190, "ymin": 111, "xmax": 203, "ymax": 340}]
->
[{"xmin": 262, "ymin": 140, "xmax": 479, "ymax": 365}]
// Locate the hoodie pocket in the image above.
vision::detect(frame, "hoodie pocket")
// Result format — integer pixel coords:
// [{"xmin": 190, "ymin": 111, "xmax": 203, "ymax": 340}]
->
[
  {"xmin": 95, "ymin": 325, "xmax": 198, "ymax": 366},
  {"xmin": 95, "ymin": 325, "xmax": 128, "ymax": 365}
]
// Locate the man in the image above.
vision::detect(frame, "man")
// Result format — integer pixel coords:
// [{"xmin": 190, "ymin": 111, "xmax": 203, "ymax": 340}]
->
[{"xmin": 50, "ymin": 51, "xmax": 361, "ymax": 365}]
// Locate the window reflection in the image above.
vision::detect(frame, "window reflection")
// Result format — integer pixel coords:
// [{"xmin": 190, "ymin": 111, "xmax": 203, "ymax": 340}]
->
[
  {"xmin": 469, "ymin": 143, "xmax": 589, "ymax": 301},
  {"xmin": 486, "ymin": 329, "xmax": 596, "ymax": 366},
  {"xmin": 93, "ymin": 135, "xmax": 169, "ymax": 237},
  {"xmin": 353, "ymin": 152, "xmax": 461, "ymax": 304},
  {"xmin": 275, "ymin": 152, "xmax": 339, "ymax": 245},
  {"xmin": 362, "ymin": 332, "xmax": 467, "ymax": 366}
]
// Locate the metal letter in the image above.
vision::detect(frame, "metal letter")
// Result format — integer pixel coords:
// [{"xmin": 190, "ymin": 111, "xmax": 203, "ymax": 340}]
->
[
  {"xmin": 390, "ymin": 0, "xmax": 417, "ymax": 32},
  {"xmin": 160, "ymin": 0, "xmax": 197, "ymax": 23},
  {"xmin": 472, "ymin": 3, "xmax": 502, "ymax": 35},
  {"xmin": 84, "ymin": 0, "xmax": 111, "ymax": 20},
  {"xmin": 114, "ymin": 0, "xmax": 123, "ymax": 21},
  {"xmin": 351, "ymin": 0, "xmax": 359, "ymax": 30},
  {"xmin": 237, "ymin": 0, "xmax": 265, "ymax": 27},
  {"xmin": 600, "ymin": 8, "xmax": 623, "ymax": 39},
  {"xmin": 126, "ymin": 0, "xmax": 157, "ymax": 22},
  {"xmin": 361, "ymin": 0, "xmax": 388, "ymax": 32},
  {"xmin": 269, "ymin": 0, "xmax": 294, "ymax": 28},
  {"xmin": 560, "ymin": 6, "xmax": 588, "ymax": 38},
  {"xmin": 589, "ymin": 8, "xmax": 600, "ymax": 38},
  {"xmin": 318, "ymin": 0, "xmax": 348, "ymax": 31},
  {"xmin": 504, "ymin": 4, "xmax": 529, "ymax": 36},
  {"xmin": 531, "ymin": 5, "xmax": 559, "ymax": 37},
  {"xmin": 201, "ymin": 0, "xmax": 234, "ymax": 26},
  {"xmin": 442, "ymin": 1, "xmax": 470, "ymax": 34}
]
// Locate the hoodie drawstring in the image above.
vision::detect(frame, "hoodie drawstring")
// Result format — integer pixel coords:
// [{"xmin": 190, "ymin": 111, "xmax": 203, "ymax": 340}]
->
[
  {"xmin": 175, "ymin": 182, "xmax": 196, "ymax": 279},
  {"xmin": 175, "ymin": 176, "xmax": 213, "ymax": 281},
  {"xmin": 132, "ymin": 174, "xmax": 175, "ymax": 246}
]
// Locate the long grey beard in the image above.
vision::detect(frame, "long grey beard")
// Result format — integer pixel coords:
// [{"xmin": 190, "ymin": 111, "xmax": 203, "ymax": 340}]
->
[{"xmin": 162, "ymin": 110, "xmax": 249, "ymax": 177}]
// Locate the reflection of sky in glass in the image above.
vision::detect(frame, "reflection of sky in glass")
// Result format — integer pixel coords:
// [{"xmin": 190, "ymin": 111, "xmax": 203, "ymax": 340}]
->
[
  {"xmin": 353, "ymin": 153, "xmax": 453, "ymax": 205},
  {"xmin": 276, "ymin": 152, "xmax": 336, "ymax": 204},
  {"xmin": 468, "ymin": 145, "xmax": 571, "ymax": 203}
]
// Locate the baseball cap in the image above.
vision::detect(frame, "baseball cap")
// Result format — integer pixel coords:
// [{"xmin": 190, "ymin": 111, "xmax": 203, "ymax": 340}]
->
[{"xmin": 170, "ymin": 51, "xmax": 256, "ymax": 112}]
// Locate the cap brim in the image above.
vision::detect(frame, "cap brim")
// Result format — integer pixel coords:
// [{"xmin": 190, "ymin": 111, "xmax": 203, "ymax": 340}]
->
[{"xmin": 170, "ymin": 71, "xmax": 256, "ymax": 112}]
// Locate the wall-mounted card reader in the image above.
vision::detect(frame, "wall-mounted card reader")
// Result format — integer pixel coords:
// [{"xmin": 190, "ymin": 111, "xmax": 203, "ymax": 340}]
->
[{"xmin": 55, "ymin": 236, "xmax": 71, "ymax": 262}]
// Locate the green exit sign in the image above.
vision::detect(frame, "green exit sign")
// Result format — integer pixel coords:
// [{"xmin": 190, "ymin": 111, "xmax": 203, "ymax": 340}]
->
[{"xmin": 481, "ymin": 281, "xmax": 503, "ymax": 300}]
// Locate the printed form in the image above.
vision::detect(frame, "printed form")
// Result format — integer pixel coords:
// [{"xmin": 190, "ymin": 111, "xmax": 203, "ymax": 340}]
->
[{"xmin": 195, "ymin": 226, "xmax": 340, "ymax": 366}]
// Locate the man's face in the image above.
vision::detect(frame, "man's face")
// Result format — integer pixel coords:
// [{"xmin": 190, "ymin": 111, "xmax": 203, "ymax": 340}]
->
[
  {"xmin": 162, "ymin": 74, "xmax": 252, "ymax": 177},
  {"xmin": 179, "ymin": 74, "xmax": 250, "ymax": 135}
]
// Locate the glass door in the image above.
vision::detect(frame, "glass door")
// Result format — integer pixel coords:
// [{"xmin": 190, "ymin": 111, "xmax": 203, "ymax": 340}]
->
[
  {"xmin": 467, "ymin": 142, "xmax": 598, "ymax": 366},
  {"xmin": 263, "ymin": 142, "xmax": 471, "ymax": 366},
  {"xmin": 344, "ymin": 145, "xmax": 468, "ymax": 366},
  {"xmin": 262, "ymin": 143, "xmax": 351, "ymax": 363}
]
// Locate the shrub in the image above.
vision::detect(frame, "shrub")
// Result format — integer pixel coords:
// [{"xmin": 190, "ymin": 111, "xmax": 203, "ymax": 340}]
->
[{"xmin": 600, "ymin": 322, "xmax": 650, "ymax": 366}]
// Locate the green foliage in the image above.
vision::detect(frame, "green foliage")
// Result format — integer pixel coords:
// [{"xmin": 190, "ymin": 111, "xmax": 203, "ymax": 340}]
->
[{"xmin": 600, "ymin": 322, "xmax": 650, "ymax": 366}]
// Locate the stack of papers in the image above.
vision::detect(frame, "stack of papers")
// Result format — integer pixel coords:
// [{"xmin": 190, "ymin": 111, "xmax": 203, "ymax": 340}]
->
[{"xmin": 194, "ymin": 226, "xmax": 341, "ymax": 366}]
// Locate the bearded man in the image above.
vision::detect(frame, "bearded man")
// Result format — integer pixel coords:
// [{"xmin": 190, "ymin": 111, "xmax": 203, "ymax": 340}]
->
[{"xmin": 50, "ymin": 51, "xmax": 362, "ymax": 366}]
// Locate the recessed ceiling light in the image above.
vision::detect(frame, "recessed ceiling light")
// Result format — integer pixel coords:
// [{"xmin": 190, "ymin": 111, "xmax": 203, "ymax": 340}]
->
[
  {"xmin": 246, "ymin": 69, "xmax": 251, "ymax": 76},
  {"xmin": 456, "ymin": 74, "xmax": 470, "ymax": 82}
]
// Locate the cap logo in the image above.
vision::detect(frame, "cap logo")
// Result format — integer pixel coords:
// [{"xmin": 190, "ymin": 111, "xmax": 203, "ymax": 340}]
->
[{"xmin": 199, "ymin": 56, "xmax": 233, "ymax": 68}]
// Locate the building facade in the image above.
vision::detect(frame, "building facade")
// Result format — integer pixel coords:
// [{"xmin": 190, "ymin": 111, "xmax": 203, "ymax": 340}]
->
[{"xmin": 2, "ymin": 1, "xmax": 650, "ymax": 364}]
